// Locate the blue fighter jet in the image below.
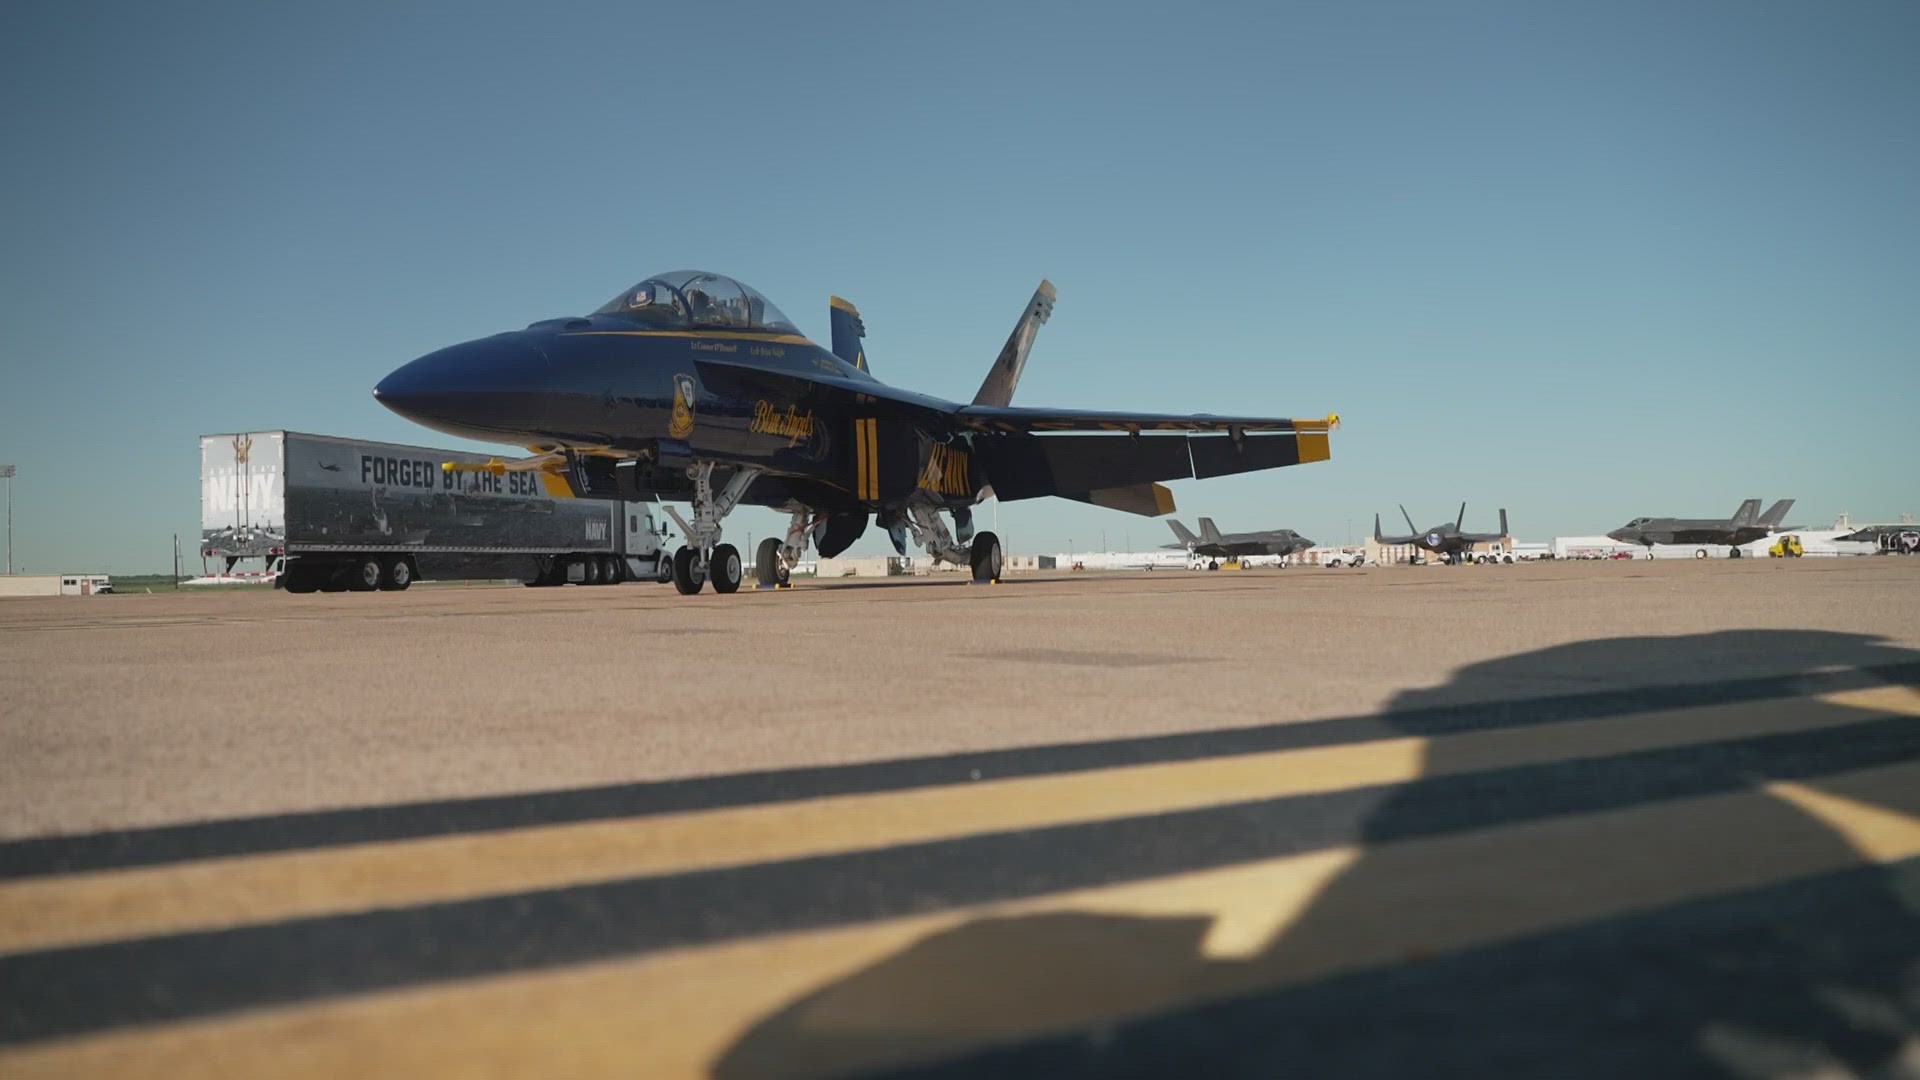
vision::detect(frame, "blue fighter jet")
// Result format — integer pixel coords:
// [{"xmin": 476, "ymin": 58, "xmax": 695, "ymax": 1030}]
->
[{"xmin": 375, "ymin": 271, "xmax": 1338, "ymax": 595}]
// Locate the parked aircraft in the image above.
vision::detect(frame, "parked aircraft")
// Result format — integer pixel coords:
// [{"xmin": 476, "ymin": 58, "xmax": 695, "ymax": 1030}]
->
[
  {"xmin": 1606, "ymin": 499, "xmax": 1794, "ymax": 558},
  {"xmin": 376, "ymin": 272, "xmax": 1338, "ymax": 594},
  {"xmin": 1374, "ymin": 504, "xmax": 1510, "ymax": 564},
  {"xmin": 1165, "ymin": 518, "xmax": 1314, "ymax": 569}
]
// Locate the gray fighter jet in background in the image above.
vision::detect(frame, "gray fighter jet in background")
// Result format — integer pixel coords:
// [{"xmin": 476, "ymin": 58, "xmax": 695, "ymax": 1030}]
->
[
  {"xmin": 1166, "ymin": 518, "xmax": 1314, "ymax": 568},
  {"xmin": 1374, "ymin": 504, "xmax": 1511, "ymax": 564},
  {"xmin": 1606, "ymin": 499, "xmax": 1794, "ymax": 558}
]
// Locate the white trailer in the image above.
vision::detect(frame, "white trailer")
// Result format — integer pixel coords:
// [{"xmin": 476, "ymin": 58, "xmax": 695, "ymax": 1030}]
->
[{"xmin": 200, "ymin": 431, "xmax": 673, "ymax": 593}]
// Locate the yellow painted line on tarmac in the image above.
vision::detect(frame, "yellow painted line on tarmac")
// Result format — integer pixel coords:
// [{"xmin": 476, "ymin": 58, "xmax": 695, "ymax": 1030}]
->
[
  {"xmin": 0, "ymin": 685, "xmax": 1913, "ymax": 957},
  {"xmin": 5, "ymin": 759, "xmax": 1916, "ymax": 1080}
]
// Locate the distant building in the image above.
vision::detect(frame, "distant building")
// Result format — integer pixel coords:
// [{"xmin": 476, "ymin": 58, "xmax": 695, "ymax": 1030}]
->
[{"xmin": 0, "ymin": 574, "xmax": 112, "ymax": 598}]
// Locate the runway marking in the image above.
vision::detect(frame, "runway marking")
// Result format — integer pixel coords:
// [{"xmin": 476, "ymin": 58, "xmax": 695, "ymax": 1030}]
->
[
  {"xmin": 11, "ymin": 665, "xmax": 1912, "ymax": 881},
  {"xmin": 1, "ymin": 685, "xmax": 1913, "ymax": 956},
  {"xmin": 4, "ymin": 760, "xmax": 1913, "ymax": 1080}
]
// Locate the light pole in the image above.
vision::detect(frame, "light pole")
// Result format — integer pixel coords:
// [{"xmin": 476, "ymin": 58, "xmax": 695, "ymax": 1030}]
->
[{"xmin": 1, "ymin": 464, "xmax": 13, "ymax": 576}]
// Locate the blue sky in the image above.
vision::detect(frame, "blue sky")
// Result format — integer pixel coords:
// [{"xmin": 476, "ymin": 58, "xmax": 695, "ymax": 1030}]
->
[{"xmin": 2, "ymin": 2, "xmax": 1915, "ymax": 572}]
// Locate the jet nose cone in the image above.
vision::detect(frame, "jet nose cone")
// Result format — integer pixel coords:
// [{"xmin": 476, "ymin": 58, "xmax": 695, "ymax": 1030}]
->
[
  {"xmin": 375, "ymin": 335, "xmax": 546, "ymax": 438},
  {"xmin": 1605, "ymin": 529, "xmax": 1627, "ymax": 542}
]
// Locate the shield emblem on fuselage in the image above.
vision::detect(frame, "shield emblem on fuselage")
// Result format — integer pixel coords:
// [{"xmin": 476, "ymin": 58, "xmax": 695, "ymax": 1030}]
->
[{"xmin": 669, "ymin": 373, "xmax": 696, "ymax": 439}]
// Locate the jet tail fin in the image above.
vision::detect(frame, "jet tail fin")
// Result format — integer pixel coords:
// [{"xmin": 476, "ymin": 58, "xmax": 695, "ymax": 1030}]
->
[
  {"xmin": 829, "ymin": 297, "xmax": 868, "ymax": 373},
  {"xmin": 1374, "ymin": 513, "xmax": 1384, "ymax": 542},
  {"xmin": 1198, "ymin": 517, "xmax": 1225, "ymax": 545},
  {"xmin": 1168, "ymin": 519, "xmax": 1198, "ymax": 546},
  {"xmin": 1731, "ymin": 499, "xmax": 1762, "ymax": 527},
  {"xmin": 1499, "ymin": 508, "xmax": 1509, "ymax": 537},
  {"xmin": 1758, "ymin": 499, "xmax": 1795, "ymax": 528},
  {"xmin": 971, "ymin": 280, "xmax": 1056, "ymax": 407}
]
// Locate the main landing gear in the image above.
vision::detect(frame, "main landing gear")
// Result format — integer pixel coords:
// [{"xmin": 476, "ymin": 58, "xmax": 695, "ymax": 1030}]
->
[{"xmin": 900, "ymin": 504, "xmax": 1001, "ymax": 584}]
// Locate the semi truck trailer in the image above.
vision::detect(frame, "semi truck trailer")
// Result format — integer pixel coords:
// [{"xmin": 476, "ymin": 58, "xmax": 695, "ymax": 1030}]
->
[{"xmin": 200, "ymin": 431, "xmax": 673, "ymax": 593}]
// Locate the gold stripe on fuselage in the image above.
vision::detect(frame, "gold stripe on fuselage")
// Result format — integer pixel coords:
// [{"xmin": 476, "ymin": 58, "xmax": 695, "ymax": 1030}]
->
[{"xmin": 864, "ymin": 419, "xmax": 879, "ymax": 501}]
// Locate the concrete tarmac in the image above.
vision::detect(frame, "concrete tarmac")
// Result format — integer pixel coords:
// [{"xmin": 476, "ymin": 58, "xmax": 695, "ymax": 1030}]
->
[{"xmin": 1, "ymin": 558, "xmax": 1917, "ymax": 1077}]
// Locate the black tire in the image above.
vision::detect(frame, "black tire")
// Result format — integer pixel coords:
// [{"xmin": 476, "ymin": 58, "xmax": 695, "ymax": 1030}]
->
[
  {"xmin": 656, "ymin": 555, "xmax": 674, "ymax": 584},
  {"xmin": 583, "ymin": 557, "xmax": 603, "ymax": 585},
  {"xmin": 379, "ymin": 556, "xmax": 414, "ymax": 591},
  {"xmin": 282, "ymin": 566, "xmax": 319, "ymax": 594},
  {"xmin": 1728, "ymin": 547, "xmax": 1743, "ymax": 560},
  {"xmin": 1695, "ymin": 549, "xmax": 1708, "ymax": 560},
  {"xmin": 672, "ymin": 546, "xmax": 705, "ymax": 595},
  {"xmin": 756, "ymin": 537, "xmax": 789, "ymax": 587},
  {"xmin": 969, "ymin": 531, "xmax": 1003, "ymax": 584},
  {"xmin": 711, "ymin": 543, "xmax": 743, "ymax": 594},
  {"xmin": 349, "ymin": 556, "xmax": 383, "ymax": 592},
  {"xmin": 603, "ymin": 555, "xmax": 623, "ymax": 585}
]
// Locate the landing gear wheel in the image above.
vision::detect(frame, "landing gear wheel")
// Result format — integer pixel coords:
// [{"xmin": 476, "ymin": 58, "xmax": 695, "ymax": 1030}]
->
[
  {"xmin": 710, "ymin": 543, "xmax": 743, "ymax": 594},
  {"xmin": 672, "ymin": 546, "xmax": 706, "ymax": 595},
  {"xmin": 1208, "ymin": 560, "xmax": 1220, "ymax": 572},
  {"xmin": 349, "ymin": 556, "xmax": 383, "ymax": 592},
  {"xmin": 969, "ymin": 531, "xmax": 1003, "ymax": 584},
  {"xmin": 656, "ymin": 555, "xmax": 674, "ymax": 584},
  {"xmin": 756, "ymin": 537, "xmax": 789, "ymax": 587},
  {"xmin": 603, "ymin": 555, "xmax": 623, "ymax": 584},
  {"xmin": 583, "ymin": 557, "xmax": 603, "ymax": 586},
  {"xmin": 379, "ymin": 556, "xmax": 413, "ymax": 591},
  {"xmin": 1695, "ymin": 549, "xmax": 1708, "ymax": 560},
  {"xmin": 1728, "ymin": 547, "xmax": 1743, "ymax": 560}
]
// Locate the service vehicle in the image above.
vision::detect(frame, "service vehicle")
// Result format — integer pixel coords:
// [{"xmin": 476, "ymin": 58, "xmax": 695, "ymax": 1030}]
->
[{"xmin": 200, "ymin": 431, "xmax": 673, "ymax": 594}]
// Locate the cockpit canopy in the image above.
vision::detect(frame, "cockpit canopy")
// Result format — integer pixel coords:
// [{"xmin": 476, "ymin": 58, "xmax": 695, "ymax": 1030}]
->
[
  {"xmin": 595, "ymin": 271, "xmax": 799, "ymax": 334},
  {"xmin": 1625, "ymin": 517, "xmax": 1652, "ymax": 527}
]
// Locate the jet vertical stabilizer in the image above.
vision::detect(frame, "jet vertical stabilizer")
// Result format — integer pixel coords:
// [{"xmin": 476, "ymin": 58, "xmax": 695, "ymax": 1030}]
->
[
  {"xmin": 828, "ymin": 296, "xmax": 868, "ymax": 372},
  {"xmin": 1199, "ymin": 517, "xmax": 1226, "ymax": 546},
  {"xmin": 1168, "ymin": 519, "xmax": 1199, "ymax": 546},
  {"xmin": 1731, "ymin": 499, "xmax": 1762, "ymax": 528},
  {"xmin": 971, "ymin": 280, "xmax": 1056, "ymax": 407},
  {"xmin": 1758, "ymin": 499, "xmax": 1795, "ymax": 528}
]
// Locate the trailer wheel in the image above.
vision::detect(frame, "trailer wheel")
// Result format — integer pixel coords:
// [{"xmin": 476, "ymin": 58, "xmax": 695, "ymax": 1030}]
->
[
  {"xmin": 283, "ymin": 566, "xmax": 319, "ymax": 594},
  {"xmin": 583, "ymin": 557, "xmax": 603, "ymax": 586},
  {"xmin": 349, "ymin": 557, "xmax": 383, "ymax": 592},
  {"xmin": 603, "ymin": 556, "xmax": 623, "ymax": 585},
  {"xmin": 379, "ymin": 557, "xmax": 414, "ymax": 591}
]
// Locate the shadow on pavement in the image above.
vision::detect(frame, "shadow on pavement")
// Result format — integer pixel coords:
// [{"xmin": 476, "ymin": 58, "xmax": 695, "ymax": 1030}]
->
[{"xmin": 717, "ymin": 630, "xmax": 1920, "ymax": 1079}]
